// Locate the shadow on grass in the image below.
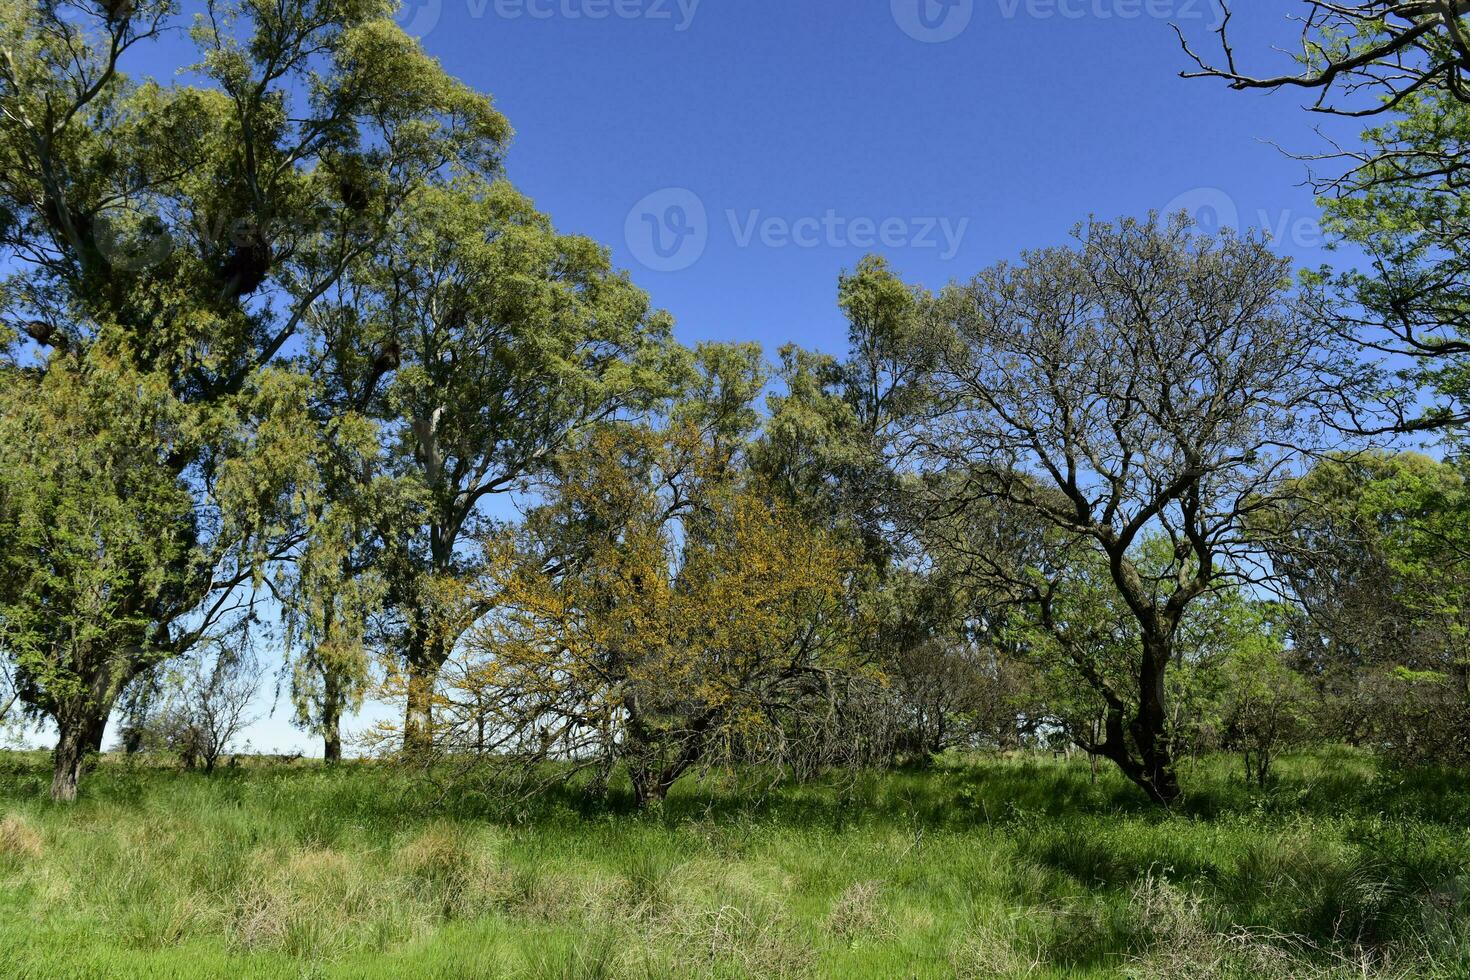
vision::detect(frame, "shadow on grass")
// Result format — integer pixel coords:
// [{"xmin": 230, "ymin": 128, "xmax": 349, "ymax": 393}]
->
[{"xmin": 4, "ymin": 746, "xmax": 1470, "ymax": 840}]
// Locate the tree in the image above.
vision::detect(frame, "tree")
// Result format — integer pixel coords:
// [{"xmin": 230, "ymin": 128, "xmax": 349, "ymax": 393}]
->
[
  {"xmin": 756, "ymin": 256, "xmax": 943, "ymax": 560},
  {"xmin": 0, "ymin": 347, "xmax": 200, "ymax": 799},
  {"xmin": 1258, "ymin": 451, "xmax": 1470, "ymax": 761},
  {"xmin": 0, "ymin": 0, "xmax": 508, "ymax": 798},
  {"xmin": 919, "ymin": 215, "xmax": 1336, "ymax": 804},
  {"xmin": 1311, "ymin": 88, "xmax": 1470, "ymax": 433},
  {"xmin": 885, "ymin": 630, "xmax": 1041, "ymax": 758},
  {"xmin": 1178, "ymin": 3, "xmax": 1470, "ymax": 113},
  {"xmin": 277, "ymin": 412, "xmax": 399, "ymax": 763},
  {"xmin": 136, "ymin": 648, "xmax": 262, "ymax": 773},
  {"xmin": 311, "ymin": 178, "xmax": 675, "ymax": 757},
  {"xmin": 1179, "ymin": 3, "xmax": 1470, "ymax": 433},
  {"xmin": 1218, "ymin": 639, "xmax": 1313, "ymax": 788},
  {"xmin": 465, "ymin": 415, "xmax": 860, "ymax": 808},
  {"xmin": 754, "ymin": 259, "xmax": 959, "ymax": 768}
]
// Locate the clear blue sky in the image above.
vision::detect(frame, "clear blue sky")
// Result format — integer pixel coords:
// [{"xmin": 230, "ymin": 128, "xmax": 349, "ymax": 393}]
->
[
  {"xmin": 415, "ymin": 0, "xmax": 1339, "ymax": 356},
  {"xmin": 13, "ymin": 1, "xmax": 1352, "ymax": 755}
]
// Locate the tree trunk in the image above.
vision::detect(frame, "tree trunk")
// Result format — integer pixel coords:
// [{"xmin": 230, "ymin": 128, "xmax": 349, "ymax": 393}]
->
[
  {"xmin": 1127, "ymin": 636, "xmax": 1182, "ymax": 805},
  {"xmin": 625, "ymin": 721, "xmax": 707, "ymax": 809},
  {"xmin": 322, "ymin": 669, "xmax": 343, "ymax": 764},
  {"xmin": 630, "ymin": 760, "xmax": 692, "ymax": 809},
  {"xmin": 51, "ymin": 709, "xmax": 108, "ymax": 803},
  {"xmin": 630, "ymin": 766, "xmax": 666, "ymax": 809},
  {"xmin": 403, "ymin": 660, "xmax": 436, "ymax": 757},
  {"xmin": 1084, "ymin": 637, "xmax": 1183, "ymax": 808},
  {"xmin": 323, "ymin": 721, "xmax": 342, "ymax": 764}
]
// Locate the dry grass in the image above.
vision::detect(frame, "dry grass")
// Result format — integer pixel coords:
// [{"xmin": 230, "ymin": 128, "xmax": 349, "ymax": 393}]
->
[
  {"xmin": 949, "ymin": 910, "xmax": 1046, "ymax": 979},
  {"xmin": 651, "ymin": 897, "xmax": 813, "ymax": 978},
  {"xmin": 1124, "ymin": 875, "xmax": 1421, "ymax": 980},
  {"xmin": 230, "ymin": 846, "xmax": 416, "ymax": 956},
  {"xmin": 823, "ymin": 879, "xmax": 887, "ymax": 945},
  {"xmin": 0, "ymin": 812, "xmax": 42, "ymax": 861},
  {"xmin": 394, "ymin": 821, "xmax": 507, "ymax": 919}
]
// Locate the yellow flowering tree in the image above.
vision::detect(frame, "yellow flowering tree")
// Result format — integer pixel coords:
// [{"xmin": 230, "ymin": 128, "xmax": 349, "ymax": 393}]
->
[{"xmin": 465, "ymin": 422, "xmax": 859, "ymax": 807}]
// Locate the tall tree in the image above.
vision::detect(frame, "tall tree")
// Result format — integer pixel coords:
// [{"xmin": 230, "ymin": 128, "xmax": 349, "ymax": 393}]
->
[
  {"xmin": 276, "ymin": 411, "xmax": 402, "ymax": 763},
  {"xmin": 0, "ymin": 0, "xmax": 508, "ymax": 798},
  {"xmin": 752, "ymin": 260, "xmax": 959, "ymax": 763},
  {"xmin": 757, "ymin": 256, "xmax": 942, "ymax": 562},
  {"xmin": 919, "ymin": 215, "xmax": 1337, "ymax": 804},
  {"xmin": 313, "ymin": 178, "xmax": 674, "ymax": 756}
]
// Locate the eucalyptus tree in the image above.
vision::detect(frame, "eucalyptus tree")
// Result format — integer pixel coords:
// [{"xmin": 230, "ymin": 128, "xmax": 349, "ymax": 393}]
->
[
  {"xmin": 757, "ymin": 256, "xmax": 943, "ymax": 563},
  {"xmin": 919, "ymin": 215, "xmax": 1338, "ymax": 804},
  {"xmin": 751, "ymin": 259, "xmax": 962, "ymax": 763},
  {"xmin": 313, "ymin": 178, "xmax": 675, "ymax": 756},
  {"xmin": 0, "ymin": 0, "xmax": 508, "ymax": 798},
  {"xmin": 276, "ymin": 411, "xmax": 406, "ymax": 763}
]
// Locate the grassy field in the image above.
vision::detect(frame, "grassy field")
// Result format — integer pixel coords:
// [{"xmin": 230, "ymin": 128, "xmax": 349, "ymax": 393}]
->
[{"xmin": 0, "ymin": 750, "xmax": 1467, "ymax": 979}]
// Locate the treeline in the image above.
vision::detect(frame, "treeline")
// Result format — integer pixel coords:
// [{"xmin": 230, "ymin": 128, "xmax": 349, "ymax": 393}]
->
[{"xmin": 0, "ymin": 1, "xmax": 1467, "ymax": 807}]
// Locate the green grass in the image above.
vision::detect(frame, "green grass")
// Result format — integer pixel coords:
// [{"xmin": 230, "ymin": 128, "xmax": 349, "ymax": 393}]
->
[{"xmin": 1, "ymin": 749, "xmax": 1467, "ymax": 978}]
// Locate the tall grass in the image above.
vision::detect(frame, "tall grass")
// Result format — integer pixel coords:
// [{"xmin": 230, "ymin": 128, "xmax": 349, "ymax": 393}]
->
[{"xmin": 0, "ymin": 749, "xmax": 1465, "ymax": 978}]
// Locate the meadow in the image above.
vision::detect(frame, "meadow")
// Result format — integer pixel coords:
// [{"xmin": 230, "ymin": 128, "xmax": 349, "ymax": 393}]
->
[{"xmin": 1, "ymin": 751, "xmax": 1467, "ymax": 979}]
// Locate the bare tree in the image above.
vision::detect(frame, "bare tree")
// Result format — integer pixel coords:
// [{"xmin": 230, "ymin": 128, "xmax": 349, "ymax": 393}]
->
[
  {"xmin": 918, "ymin": 215, "xmax": 1341, "ymax": 804},
  {"xmin": 140, "ymin": 649, "xmax": 262, "ymax": 773}
]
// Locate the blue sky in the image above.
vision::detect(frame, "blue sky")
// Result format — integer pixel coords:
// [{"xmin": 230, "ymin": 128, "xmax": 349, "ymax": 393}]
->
[
  {"xmin": 417, "ymin": 0, "xmax": 1343, "ymax": 356},
  {"xmin": 12, "ymin": 1, "xmax": 1357, "ymax": 755}
]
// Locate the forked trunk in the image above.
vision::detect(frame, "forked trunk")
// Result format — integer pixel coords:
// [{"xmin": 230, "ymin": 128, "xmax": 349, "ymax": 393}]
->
[
  {"xmin": 630, "ymin": 767, "xmax": 665, "ymax": 809},
  {"xmin": 630, "ymin": 763, "xmax": 687, "ymax": 809},
  {"xmin": 625, "ymin": 725, "xmax": 708, "ymax": 809},
  {"xmin": 1085, "ymin": 634, "xmax": 1183, "ymax": 807}
]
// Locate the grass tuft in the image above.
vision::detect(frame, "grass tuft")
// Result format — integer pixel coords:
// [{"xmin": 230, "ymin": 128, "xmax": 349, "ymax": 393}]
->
[
  {"xmin": 0, "ymin": 812, "xmax": 42, "ymax": 862},
  {"xmin": 823, "ymin": 879, "xmax": 887, "ymax": 945}
]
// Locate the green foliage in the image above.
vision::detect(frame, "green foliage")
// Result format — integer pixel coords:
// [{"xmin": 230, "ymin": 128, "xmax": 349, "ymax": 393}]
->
[
  {"xmin": 1311, "ymin": 85, "xmax": 1470, "ymax": 430},
  {"xmin": 1217, "ymin": 634, "xmax": 1313, "ymax": 788},
  {"xmin": 0, "ymin": 0, "xmax": 512, "ymax": 797},
  {"xmin": 1180, "ymin": 8, "xmax": 1470, "ymax": 437},
  {"xmin": 308, "ymin": 175, "xmax": 678, "ymax": 752},
  {"xmin": 0, "ymin": 347, "xmax": 198, "ymax": 741},
  {"xmin": 274, "ymin": 406, "xmax": 396, "ymax": 758},
  {"xmin": 1259, "ymin": 452, "xmax": 1470, "ymax": 763}
]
